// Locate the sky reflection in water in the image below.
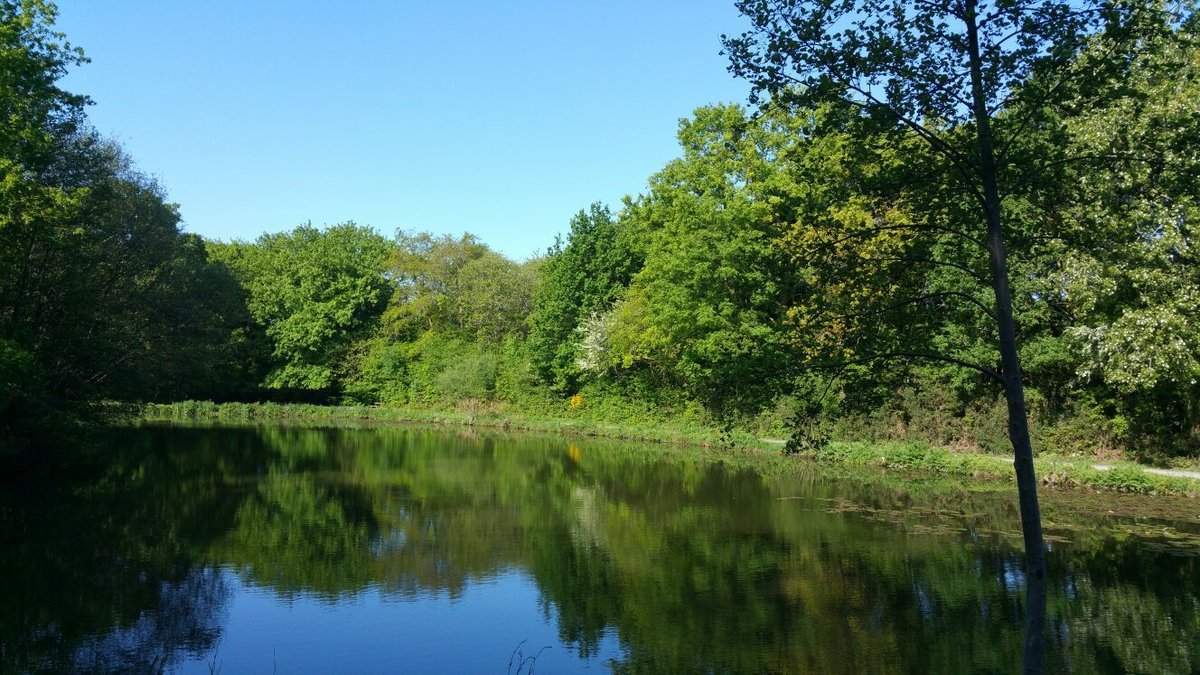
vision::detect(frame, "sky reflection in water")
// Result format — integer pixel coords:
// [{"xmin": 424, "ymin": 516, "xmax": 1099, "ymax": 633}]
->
[{"xmin": 1, "ymin": 424, "xmax": 1197, "ymax": 673}]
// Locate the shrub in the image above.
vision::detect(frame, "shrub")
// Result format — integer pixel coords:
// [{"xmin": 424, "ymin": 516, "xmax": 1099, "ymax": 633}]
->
[
  {"xmin": 435, "ymin": 350, "xmax": 499, "ymax": 401},
  {"xmin": 1089, "ymin": 465, "xmax": 1155, "ymax": 493}
]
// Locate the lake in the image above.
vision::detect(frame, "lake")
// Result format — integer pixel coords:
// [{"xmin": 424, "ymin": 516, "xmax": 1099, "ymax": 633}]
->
[{"xmin": 2, "ymin": 424, "xmax": 1198, "ymax": 673}]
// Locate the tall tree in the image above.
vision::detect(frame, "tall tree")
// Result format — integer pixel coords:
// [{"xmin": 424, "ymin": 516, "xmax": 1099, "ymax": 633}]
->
[
  {"xmin": 1, "ymin": 0, "xmax": 86, "ymax": 427},
  {"xmin": 1051, "ymin": 17, "xmax": 1200, "ymax": 456},
  {"xmin": 0, "ymin": 0, "xmax": 86, "ymax": 163},
  {"xmin": 4, "ymin": 132, "xmax": 247, "ymax": 407},
  {"xmin": 215, "ymin": 223, "xmax": 392, "ymax": 394},
  {"xmin": 379, "ymin": 231, "xmax": 495, "ymax": 339},
  {"xmin": 451, "ymin": 252, "xmax": 538, "ymax": 343},
  {"xmin": 527, "ymin": 204, "xmax": 643, "ymax": 391},
  {"xmin": 601, "ymin": 104, "xmax": 801, "ymax": 411},
  {"xmin": 723, "ymin": 1, "xmax": 1180, "ymax": 669}
]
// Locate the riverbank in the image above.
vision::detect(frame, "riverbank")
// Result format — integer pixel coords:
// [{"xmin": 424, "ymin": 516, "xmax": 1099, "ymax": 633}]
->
[
  {"xmin": 137, "ymin": 401, "xmax": 1200, "ymax": 497},
  {"xmin": 136, "ymin": 400, "xmax": 753, "ymax": 448}
]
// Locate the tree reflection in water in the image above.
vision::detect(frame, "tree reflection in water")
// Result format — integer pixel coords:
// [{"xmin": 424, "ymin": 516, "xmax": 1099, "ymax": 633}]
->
[{"xmin": 2, "ymin": 425, "xmax": 1197, "ymax": 673}]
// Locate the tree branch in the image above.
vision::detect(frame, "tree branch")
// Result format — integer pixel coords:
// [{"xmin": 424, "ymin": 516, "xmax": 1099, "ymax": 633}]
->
[
  {"xmin": 807, "ymin": 221, "xmax": 987, "ymax": 251},
  {"xmin": 801, "ymin": 350, "xmax": 1004, "ymax": 385},
  {"xmin": 851, "ymin": 254, "xmax": 990, "ymax": 284},
  {"xmin": 830, "ymin": 290, "xmax": 997, "ymax": 322}
]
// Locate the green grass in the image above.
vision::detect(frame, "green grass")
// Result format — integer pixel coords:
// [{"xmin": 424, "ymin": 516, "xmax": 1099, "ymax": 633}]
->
[
  {"xmin": 809, "ymin": 441, "xmax": 1007, "ymax": 479},
  {"xmin": 803, "ymin": 441, "xmax": 1199, "ymax": 496}
]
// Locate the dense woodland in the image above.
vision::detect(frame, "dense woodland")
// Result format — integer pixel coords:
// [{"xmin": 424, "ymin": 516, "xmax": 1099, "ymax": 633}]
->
[{"xmin": 2, "ymin": 1, "xmax": 1198, "ymax": 462}]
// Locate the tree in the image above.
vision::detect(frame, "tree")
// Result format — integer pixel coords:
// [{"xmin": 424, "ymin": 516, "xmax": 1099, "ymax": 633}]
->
[
  {"xmin": 527, "ymin": 204, "xmax": 643, "ymax": 391},
  {"xmin": 0, "ymin": 0, "xmax": 86, "ymax": 163},
  {"xmin": 43, "ymin": 136, "xmax": 245, "ymax": 403},
  {"xmin": 602, "ymin": 104, "xmax": 800, "ymax": 412},
  {"xmin": 1051, "ymin": 18, "xmax": 1200, "ymax": 456},
  {"xmin": 452, "ymin": 252, "xmax": 537, "ymax": 342},
  {"xmin": 379, "ymin": 232, "xmax": 533, "ymax": 342},
  {"xmin": 723, "ymin": 1, "xmax": 1179, "ymax": 669},
  {"xmin": 1, "ymin": 3, "xmax": 249, "ymax": 436},
  {"xmin": 216, "ymin": 223, "xmax": 392, "ymax": 394},
  {"xmin": 1, "ymin": 0, "xmax": 87, "ymax": 428},
  {"xmin": 379, "ymin": 231, "xmax": 490, "ymax": 338},
  {"xmin": 1, "ymin": 125, "xmax": 248, "ymax": 429}
]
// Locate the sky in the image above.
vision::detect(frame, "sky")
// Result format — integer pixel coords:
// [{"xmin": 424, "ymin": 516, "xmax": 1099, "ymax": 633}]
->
[{"xmin": 53, "ymin": 1, "xmax": 754, "ymax": 260}]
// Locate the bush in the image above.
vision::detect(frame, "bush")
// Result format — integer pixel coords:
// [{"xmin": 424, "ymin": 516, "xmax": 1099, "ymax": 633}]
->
[
  {"xmin": 1089, "ymin": 465, "xmax": 1155, "ymax": 493},
  {"xmin": 883, "ymin": 441, "xmax": 950, "ymax": 472},
  {"xmin": 435, "ymin": 350, "xmax": 499, "ymax": 401},
  {"xmin": 343, "ymin": 338, "xmax": 411, "ymax": 405},
  {"xmin": 493, "ymin": 338, "xmax": 556, "ymax": 411}
]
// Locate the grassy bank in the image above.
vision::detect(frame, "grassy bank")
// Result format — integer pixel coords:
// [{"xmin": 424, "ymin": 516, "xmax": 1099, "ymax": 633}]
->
[
  {"xmin": 136, "ymin": 401, "xmax": 1200, "ymax": 497},
  {"xmin": 803, "ymin": 441, "xmax": 1200, "ymax": 497},
  {"xmin": 137, "ymin": 400, "xmax": 756, "ymax": 448}
]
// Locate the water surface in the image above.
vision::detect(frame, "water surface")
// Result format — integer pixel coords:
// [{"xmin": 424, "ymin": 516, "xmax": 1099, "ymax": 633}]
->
[{"xmin": 2, "ymin": 424, "xmax": 1198, "ymax": 673}]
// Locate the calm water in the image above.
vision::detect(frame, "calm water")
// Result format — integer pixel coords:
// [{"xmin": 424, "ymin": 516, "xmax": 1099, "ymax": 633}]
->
[{"xmin": 2, "ymin": 424, "xmax": 1198, "ymax": 673}]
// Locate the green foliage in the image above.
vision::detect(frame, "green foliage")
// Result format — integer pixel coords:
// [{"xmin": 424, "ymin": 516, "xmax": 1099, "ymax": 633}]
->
[
  {"xmin": 0, "ymin": 0, "xmax": 87, "ymax": 162},
  {"xmin": 527, "ymin": 203, "xmax": 643, "ymax": 390},
  {"xmin": 493, "ymin": 337, "xmax": 555, "ymax": 410},
  {"xmin": 452, "ymin": 252, "xmax": 538, "ymax": 342},
  {"xmin": 380, "ymin": 231, "xmax": 490, "ymax": 338},
  {"xmin": 434, "ymin": 350, "xmax": 499, "ymax": 401},
  {"xmin": 1088, "ymin": 465, "xmax": 1156, "ymax": 494},
  {"xmin": 4, "ymin": 0, "xmax": 1199, "ymax": 472},
  {"xmin": 0, "ymin": 2, "xmax": 89, "ymax": 410},
  {"xmin": 341, "ymin": 337, "xmax": 410, "ymax": 405},
  {"xmin": 216, "ymin": 222, "xmax": 391, "ymax": 393},
  {"xmin": 0, "ymin": 339, "xmax": 32, "ymax": 433},
  {"xmin": 0, "ymin": 6, "xmax": 253, "ymax": 436},
  {"xmin": 1045, "ymin": 18, "xmax": 1200, "ymax": 455},
  {"xmin": 2, "ymin": 132, "xmax": 247, "ymax": 417},
  {"xmin": 604, "ymin": 104, "xmax": 798, "ymax": 413},
  {"xmin": 401, "ymin": 331, "xmax": 471, "ymax": 402}
]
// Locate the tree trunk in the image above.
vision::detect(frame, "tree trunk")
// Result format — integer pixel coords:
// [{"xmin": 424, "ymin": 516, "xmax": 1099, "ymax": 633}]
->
[{"xmin": 964, "ymin": 1, "xmax": 1048, "ymax": 672}]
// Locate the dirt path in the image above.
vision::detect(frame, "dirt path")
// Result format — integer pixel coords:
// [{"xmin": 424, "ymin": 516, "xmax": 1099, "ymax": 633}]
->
[{"xmin": 1092, "ymin": 464, "xmax": 1200, "ymax": 480}]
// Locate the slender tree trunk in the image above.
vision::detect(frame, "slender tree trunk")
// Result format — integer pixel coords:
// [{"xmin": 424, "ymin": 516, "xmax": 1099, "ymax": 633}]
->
[{"xmin": 964, "ymin": 1, "xmax": 1048, "ymax": 672}]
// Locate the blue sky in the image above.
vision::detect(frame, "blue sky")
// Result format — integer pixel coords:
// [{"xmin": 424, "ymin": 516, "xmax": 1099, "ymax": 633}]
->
[{"xmin": 54, "ymin": 1, "xmax": 753, "ymax": 260}]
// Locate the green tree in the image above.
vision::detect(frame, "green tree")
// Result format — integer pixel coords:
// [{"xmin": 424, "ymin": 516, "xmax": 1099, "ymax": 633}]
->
[
  {"xmin": 2, "ymin": 130, "xmax": 246, "ymax": 420},
  {"xmin": 527, "ymin": 204, "xmax": 644, "ymax": 390},
  {"xmin": 217, "ymin": 223, "xmax": 392, "ymax": 393},
  {"xmin": 1050, "ymin": 18, "xmax": 1200, "ymax": 455},
  {"xmin": 379, "ymin": 231, "xmax": 491, "ymax": 338},
  {"xmin": 0, "ymin": 0, "xmax": 86, "ymax": 165},
  {"xmin": 723, "ymin": 1, "xmax": 1181, "ymax": 668},
  {"xmin": 1, "ymin": 0, "xmax": 87, "ymax": 427},
  {"xmin": 603, "ymin": 104, "xmax": 800, "ymax": 412},
  {"xmin": 1, "ymin": 4, "xmax": 247, "ymax": 436},
  {"xmin": 452, "ymin": 252, "xmax": 538, "ymax": 342}
]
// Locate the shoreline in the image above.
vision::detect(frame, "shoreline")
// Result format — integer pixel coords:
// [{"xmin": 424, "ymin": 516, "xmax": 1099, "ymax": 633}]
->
[{"xmin": 134, "ymin": 401, "xmax": 1200, "ymax": 497}]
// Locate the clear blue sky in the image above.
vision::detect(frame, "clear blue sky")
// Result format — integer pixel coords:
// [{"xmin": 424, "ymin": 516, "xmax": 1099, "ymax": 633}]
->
[{"xmin": 53, "ymin": 1, "xmax": 753, "ymax": 260}]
